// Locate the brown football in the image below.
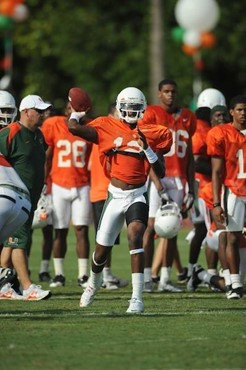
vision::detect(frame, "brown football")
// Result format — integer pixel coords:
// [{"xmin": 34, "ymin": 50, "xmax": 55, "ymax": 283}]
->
[{"xmin": 68, "ymin": 87, "xmax": 92, "ymax": 112}]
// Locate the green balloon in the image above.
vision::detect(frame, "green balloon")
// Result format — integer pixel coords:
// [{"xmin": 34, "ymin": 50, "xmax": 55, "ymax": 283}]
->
[
  {"xmin": 0, "ymin": 16, "xmax": 14, "ymax": 30},
  {"xmin": 189, "ymin": 98, "xmax": 197, "ymax": 112},
  {"xmin": 171, "ymin": 27, "xmax": 185, "ymax": 43}
]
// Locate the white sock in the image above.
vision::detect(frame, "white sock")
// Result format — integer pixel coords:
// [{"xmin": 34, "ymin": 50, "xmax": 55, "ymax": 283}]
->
[
  {"xmin": 89, "ymin": 270, "xmax": 103, "ymax": 289},
  {"xmin": 222, "ymin": 269, "xmax": 231, "ymax": 286},
  {"xmin": 207, "ymin": 269, "xmax": 217, "ymax": 276},
  {"xmin": 197, "ymin": 269, "xmax": 212, "ymax": 284},
  {"xmin": 131, "ymin": 273, "xmax": 144, "ymax": 301},
  {"xmin": 103, "ymin": 267, "xmax": 113, "ymax": 281},
  {"xmin": 53, "ymin": 258, "xmax": 65, "ymax": 276},
  {"xmin": 160, "ymin": 267, "xmax": 171, "ymax": 285},
  {"xmin": 78, "ymin": 258, "xmax": 88, "ymax": 278},
  {"xmin": 230, "ymin": 274, "xmax": 242, "ymax": 289},
  {"xmin": 188, "ymin": 263, "xmax": 195, "ymax": 277},
  {"xmin": 144, "ymin": 267, "xmax": 152, "ymax": 283},
  {"xmin": 40, "ymin": 260, "xmax": 49, "ymax": 274}
]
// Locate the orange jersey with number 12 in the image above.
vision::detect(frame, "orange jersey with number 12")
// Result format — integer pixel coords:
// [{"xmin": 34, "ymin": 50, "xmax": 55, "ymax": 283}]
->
[{"xmin": 88, "ymin": 115, "xmax": 172, "ymax": 185}]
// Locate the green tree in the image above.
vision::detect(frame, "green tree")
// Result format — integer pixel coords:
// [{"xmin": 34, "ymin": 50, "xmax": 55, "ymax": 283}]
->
[{"xmin": 7, "ymin": 0, "xmax": 246, "ymax": 113}]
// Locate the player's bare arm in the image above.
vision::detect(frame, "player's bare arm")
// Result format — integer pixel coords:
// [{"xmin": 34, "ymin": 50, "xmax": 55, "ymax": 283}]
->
[
  {"xmin": 68, "ymin": 117, "xmax": 98, "ymax": 143},
  {"xmin": 211, "ymin": 155, "xmax": 226, "ymax": 228},
  {"xmin": 44, "ymin": 146, "xmax": 53, "ymax": 184},
  {"xmin": 186, "ymin": 140, "xmax": 195, "ymax": 195}
]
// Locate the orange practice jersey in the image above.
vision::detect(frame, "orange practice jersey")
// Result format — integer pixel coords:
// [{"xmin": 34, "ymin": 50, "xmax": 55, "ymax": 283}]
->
[
  {"xmin": 207, "ymin": 123, "xmax": 246, "ymax": 197},
  {"xmin": 42, "ymin": 116, "xmax": 92, "ymax": 188},
  {"xmin": 142, "ymin": 105, "xmax": 196, "ymax": 178},
  {"xmin": 192, "ymin": 119, "xmax": 211, "ymax": 189},
  {"xmin": 199, "ymin": 181, "xmax": 213, "ymax": 209},
  {"xmin": 88, "ymin": 116, "xmax": 172, "ymax": 185},
  {"xmin": 89, "ymin": 144, "xmax": 110, "ymax": 202}
]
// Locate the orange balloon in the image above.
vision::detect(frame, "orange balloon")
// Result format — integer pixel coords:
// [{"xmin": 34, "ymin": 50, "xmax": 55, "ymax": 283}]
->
[
  {"xmin": 201, "ymin": 32, "xmax": 216, "ymax": 48},
  {"xmin": 182, "ymin": 44, "xmax": 198, "ymax": 56},
  {"xmin": 0, "ymin": 0, "xmax": 16, "ymax": 16}
]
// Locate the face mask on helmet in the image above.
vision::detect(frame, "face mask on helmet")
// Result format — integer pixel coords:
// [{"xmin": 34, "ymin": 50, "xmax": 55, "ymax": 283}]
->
[
  {"xmin": 154, "ymin": 202, "xmax": 182, "ymax": 239},
  {"xmin": 116, "ymin": 87, "xmax": 147, "ymax": 124},
  {"xmin": 197, "ymin": 88, "xmax": 226, "ymax": 109},
  {"xmin": 0, "ymin": 91, "xmax": 17, "ymax": 127}
]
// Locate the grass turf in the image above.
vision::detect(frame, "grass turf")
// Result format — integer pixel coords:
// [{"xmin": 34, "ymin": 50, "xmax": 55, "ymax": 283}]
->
[{"xmin": 0, "ymin": 227, "xmax": 245, "ymax": 370}]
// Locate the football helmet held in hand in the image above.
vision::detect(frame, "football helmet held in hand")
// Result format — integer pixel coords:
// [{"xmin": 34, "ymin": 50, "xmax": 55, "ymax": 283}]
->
[
  {"xmin": 32, "ymin": 193, "xmax": 52, "ymax": 229},
  {"xmin": 154, "ymin": 202, "xmax": 182, "ymax": 239},
  {"xmin": 116, "ymin": 87, "xmax": 146, "ymax": 124}
]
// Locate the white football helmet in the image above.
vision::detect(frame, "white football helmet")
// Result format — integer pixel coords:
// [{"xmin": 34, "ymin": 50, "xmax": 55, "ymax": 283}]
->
[
  {"xmin": 32, "ymin": 193, "xmax": 52, "ymax": 229},
  {"xmin": 197, "ymin": 88, "xmax": 226, "ymax": 109},
  {"xmin": 154, "ymin": 202, "xmax": 182, "ymax": 239},
  {"xmin": 116, "ymin": 87, "xmax": 147, "ymax": 124},
  {"xmin": 0, "ymin": 90, "xmax": 17, "ymax": 127}
]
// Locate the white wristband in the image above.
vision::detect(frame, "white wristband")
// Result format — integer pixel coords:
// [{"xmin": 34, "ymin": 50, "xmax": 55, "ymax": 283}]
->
[
  {"xmin": 70, "ymin": 112, "xmax": 86, "ymax": 122},
  {"xmin": 143, "ymin": 146, "xmax": 158, "ymax": 164}
]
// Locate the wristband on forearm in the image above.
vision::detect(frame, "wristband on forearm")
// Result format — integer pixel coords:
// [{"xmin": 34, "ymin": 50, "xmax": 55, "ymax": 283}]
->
[
  {"xmin": 213, "ymin": 202, "xmax": 221, "ymax": 208},
  {"xmin": 143, "ymin": 146, "xmax": 158, "ymax": 164}
]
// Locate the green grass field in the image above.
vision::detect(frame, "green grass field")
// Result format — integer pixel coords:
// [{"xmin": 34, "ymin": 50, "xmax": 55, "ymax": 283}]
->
[{"xmin": 1, "ymin": 227, "xmax": 245, "ymax": 370}]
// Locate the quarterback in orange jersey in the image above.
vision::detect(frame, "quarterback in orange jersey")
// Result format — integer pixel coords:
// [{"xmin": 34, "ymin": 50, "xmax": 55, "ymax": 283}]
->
[
  {"xmin": 69, "ymin": 87, "xmax": 172, "ymax": 313},
  {"xmin": 141, "ymin": 79, "xmax": 196, "ymax": 293},
  {"xmin": 41, "ymin": 88, "xmax": 93, "ymax": 289},
  {"xmin": 89, "ymin": 104, "xmax": 128, "ymax": 290},
  {"xmin": 207, "ymin": 94, "xmax": 246, "ymax": 299}
]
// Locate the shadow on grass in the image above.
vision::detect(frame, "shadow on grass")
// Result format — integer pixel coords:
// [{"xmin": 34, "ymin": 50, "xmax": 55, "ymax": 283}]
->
[{"xmin": 0, "ymin": 308, "xmax": 186, "ymax": 319}]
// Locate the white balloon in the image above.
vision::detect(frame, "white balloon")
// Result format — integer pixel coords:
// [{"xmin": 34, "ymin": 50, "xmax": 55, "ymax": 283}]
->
[
  {"xmin": 13, "ymin": 4, "xmax": 29, "ymax": 22},
  {"xmin": 0, "ymin": 75, "xmax": 11, "ymax": 90},
  {"xmin": 175, "ymin": 0, "xmax": 220, "ymax": 32},
  {"xmin": 183, "ymin": 29, "xmax": 201, "ymax": 47}
]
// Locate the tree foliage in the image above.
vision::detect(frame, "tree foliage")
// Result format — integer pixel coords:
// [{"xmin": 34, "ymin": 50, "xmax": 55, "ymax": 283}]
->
[{"xmin": 5, "ymin": 0, "xmax": 246, "ymax": 114}]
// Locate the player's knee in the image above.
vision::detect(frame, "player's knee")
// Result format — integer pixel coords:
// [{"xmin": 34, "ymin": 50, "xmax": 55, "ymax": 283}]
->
[
  {"xmin": 92, "ymin": 249, "xmax": 109, "ymax": 267},
  {"xmin": 127, "ymin": 230, "xmax": 144, "ymax": 248}
]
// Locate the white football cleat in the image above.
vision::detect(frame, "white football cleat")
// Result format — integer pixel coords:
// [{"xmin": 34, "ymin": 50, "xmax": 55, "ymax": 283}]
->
[
  {"xmin": 80, "ymin": 285, "xmax": 98, "ymax": 307},
  {"xmin": 126, "ymin": 298, "xmax": 144, "ymax": 314}
]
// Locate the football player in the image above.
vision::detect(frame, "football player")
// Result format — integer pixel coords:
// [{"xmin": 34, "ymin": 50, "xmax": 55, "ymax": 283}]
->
[
  {"xmin": 187, "ymin": 89, "xmax": 227, "ymax": 291},
  {"xmin": 0, "ymin": 90, "xmax": 17, "ymax": 130},
  {"xmin": 89, "ymin": 103, "xmax": 128, "ymax": 290},
  {"xmin": 42, "ymin": 88, "xmax": 93, "ymax": 288},
  {"xmin": 207, "ymin": 94, "xmax": 246, "ymax": 299},
  {"xmin": 68, "ymin": 87, "xmax": 172, "ymax": 313},
  {"xmin": 142, "ymin": 79, "xmax": 196, "ymax": 292}
]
